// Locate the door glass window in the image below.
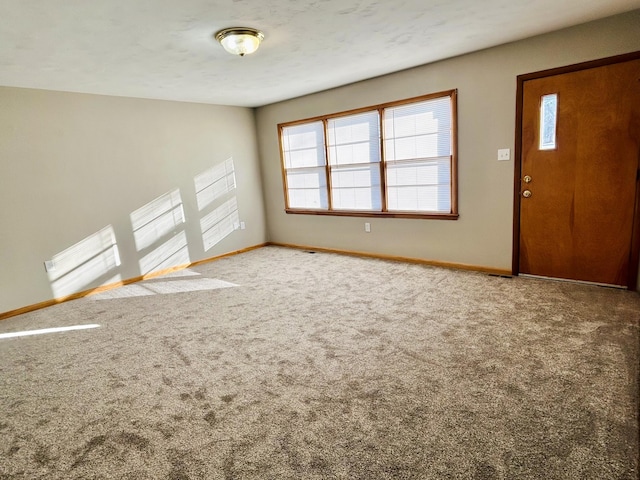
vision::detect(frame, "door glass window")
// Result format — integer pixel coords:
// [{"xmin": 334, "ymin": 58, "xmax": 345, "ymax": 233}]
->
[{"xmin": 539, "ymin": 94, "xmax": 558, "ymax": 150}]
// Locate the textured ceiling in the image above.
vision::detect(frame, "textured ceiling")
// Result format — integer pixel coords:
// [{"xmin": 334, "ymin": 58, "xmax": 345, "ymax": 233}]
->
[{"xmin": 0, "ymin": 0, "xmax": 637, "ymax": 107}]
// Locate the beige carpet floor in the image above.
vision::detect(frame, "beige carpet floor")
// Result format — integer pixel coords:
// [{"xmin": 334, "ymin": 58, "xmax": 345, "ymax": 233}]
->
[{"xmin": 0, "ymin": 246, "xmax": 638, "ymax": 479}]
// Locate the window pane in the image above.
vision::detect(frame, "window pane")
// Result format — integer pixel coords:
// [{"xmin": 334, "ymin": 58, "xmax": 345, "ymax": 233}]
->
[
  {"xmin": 286, "ymin": 168, "xmax": 328, "ymax": 209},
  {"xmin": 286, "ymin": 167, "xmax": 326, "ymax": 189},
  {"xmin": 384, "ymin": 96, "xmax": 452, "ymax": 213},
  {"xmin": 331, "ymin": 164, "xmax": 382, "ymax": 211},
  {"xmin": 282, "ymin": 122, "xmax": 326, "ymax": 168},
  {"xmin": 539, "ymin": 94, "xmax": 558, "ymax": 150},
  {"xmin": 282, "ymin": 121, "xmax": 329, "ymax": 210},
  {"xmin": 285, "ymin": 147, "xmax": 324, "ymax": 169},
  {"xmin": 327, "ymin": 111, "xmax": 382, "ymax": 211},
  {"xmin": 329, "ymin": 142, "xmax": 378, "ymax": 165},
  {"xmin": 328, "ymin": 112, "xmax": 380, "ymax": 166},
  {"xmin": 385, "ymin": 132, "xmax": 451, "ymax": 161},
  {"xmin": 387, "ymin": 185, "xmax": 451, "ymax": 212},
  {"xmin": 386, "ymin": 156, "xmax": 451, "ymax": 212},
  {"xmin": 288, "ymin": 188, "xmax": 329, "ymax": 210},
  {"xmin": 384, "ymin": 97, "xmax": 452, "ymax": 160}
]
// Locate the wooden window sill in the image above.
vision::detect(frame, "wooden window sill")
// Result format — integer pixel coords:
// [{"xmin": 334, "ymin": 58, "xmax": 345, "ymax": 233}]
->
[{"xmin": 285, "ymin": 209, "xmax": 459, "ymax": 220}]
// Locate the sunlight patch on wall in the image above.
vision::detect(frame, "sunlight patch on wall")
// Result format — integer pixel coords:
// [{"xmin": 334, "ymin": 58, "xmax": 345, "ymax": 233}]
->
[
  {"xmin": 194, "ymin": 158, "xmax": 240, "ymax": 252},
  {"xmin": 131, "ymin": 189, "xmax": 186, "ymax": 250},
  {"xmin": 0, "ymin": 324, "xmax": 100, "ymax": 340},
  {"xmin": 48, "ymin": 226, "xmax": 121, "ymax": 298},
  {"xmin": 200, "ymin": 197, "xmax": 239, "ymax": 251},
  {"xmin": 195, "ymin": 157, "xmax": 236, "ymax": 211},
  {"xmin": 131, "ymin": 189, "xmax": 191, "ymax": 275},
  {"xmin": 138, "ymin": 230, "xmax": 190, "ymax": 275}
]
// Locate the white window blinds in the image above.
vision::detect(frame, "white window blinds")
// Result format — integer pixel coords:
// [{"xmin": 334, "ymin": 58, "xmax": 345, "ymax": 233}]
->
[
  {"xmin": 384, "ymin": 97, "xmax": 452, "ymax": 213},
  {"xmin": 281, "ymin": 121, "xmax": 329, "ymax": 210},
  {"xmin": 328, "ymin": 111, "xmax": 381, "ymax": 211},
  {"xmin": 279, "ymin": 90, "xmax": 457, "ymax": 217}
]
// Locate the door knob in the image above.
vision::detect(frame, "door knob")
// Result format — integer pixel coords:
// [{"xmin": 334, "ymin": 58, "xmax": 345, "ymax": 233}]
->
[
  {"xmin": 523, "ymin": 175, "xmax": 532, "ymax": 183},
  {"xmin": 522, "ymin": 190, "xmax": 532, "ymax": 198}
]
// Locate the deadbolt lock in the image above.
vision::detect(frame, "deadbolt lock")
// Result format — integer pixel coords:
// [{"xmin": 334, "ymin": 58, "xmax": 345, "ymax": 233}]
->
[
  {"xmin": 523, "ymin": 175, "xmax": 532, "ymax": 183},
  {"xmin": 522, "ymin": 190, "xmax": 532, "ymax": 198}
]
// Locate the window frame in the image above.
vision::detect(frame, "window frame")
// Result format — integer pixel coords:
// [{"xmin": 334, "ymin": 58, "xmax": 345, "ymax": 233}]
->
[{"xmin": 278, "ymin": 89, "xmax": 458, "ymax": 220}]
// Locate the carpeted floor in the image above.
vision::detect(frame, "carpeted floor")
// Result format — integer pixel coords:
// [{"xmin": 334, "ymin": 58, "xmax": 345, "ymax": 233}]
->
[{"xmin": 0, "ymin": 246, "xmax": 638, "ymax": 479}]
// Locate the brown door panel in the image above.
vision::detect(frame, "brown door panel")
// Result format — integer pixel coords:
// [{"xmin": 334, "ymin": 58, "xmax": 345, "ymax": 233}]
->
[{"xmin": 519, "ymin": 59, "xmax": 640, "ymax": 286}]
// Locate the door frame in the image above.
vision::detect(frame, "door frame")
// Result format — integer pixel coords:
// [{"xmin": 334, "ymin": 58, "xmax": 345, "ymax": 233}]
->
[{"xmin": 512, "ymin": 50, "xmax": 640, "ymax": 290}]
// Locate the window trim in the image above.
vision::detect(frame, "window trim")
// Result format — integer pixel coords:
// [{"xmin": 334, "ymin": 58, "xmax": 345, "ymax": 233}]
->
[{"xmin": 278, "ymin": 89, "xmax": 458, "ymax": 220}]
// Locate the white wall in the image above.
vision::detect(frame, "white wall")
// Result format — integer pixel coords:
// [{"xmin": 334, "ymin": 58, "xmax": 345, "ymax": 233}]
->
[
  {"xmin": 0, "ymin": 88, "xmax": 267, "ymax": 314},
  {"xmin": 256, "ymin": 10, "xmax": 640, "ymax": 272}
]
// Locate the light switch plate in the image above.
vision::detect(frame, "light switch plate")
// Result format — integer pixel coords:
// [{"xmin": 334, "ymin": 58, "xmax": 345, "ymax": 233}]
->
[{"xmin": 498, "ymin": 148, "xmax": 511, "ymax": 161}]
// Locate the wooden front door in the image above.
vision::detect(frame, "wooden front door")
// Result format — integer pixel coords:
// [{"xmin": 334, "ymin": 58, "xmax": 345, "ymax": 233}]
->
[{"xmin": 517, "ymin": 56, "xmax": 640, "ymax": 287}]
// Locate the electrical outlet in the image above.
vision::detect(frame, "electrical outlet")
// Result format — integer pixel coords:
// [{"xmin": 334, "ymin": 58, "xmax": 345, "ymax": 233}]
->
[
  {"xmin": 498, "ymin": 148, "xmax": 511, "ymax": 161},
  {"xmin": 240, "ymin": 221, "xmax": 246, "ymax": 230},
  {"xmin": 364, "ymin": 222, "xmax": 371, "ymax": 233}
]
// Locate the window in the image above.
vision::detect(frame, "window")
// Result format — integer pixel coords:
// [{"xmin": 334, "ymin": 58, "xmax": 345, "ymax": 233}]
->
[
  {"xmin": 280, "ymin": 121, "xmax": 328, "ymax": 210},
  {"xmin": 328, "ymin": 111, "xmax": 381, "ymax": 211},
  {"xmin": 279, "ymin": 90, "xmax": 457, "ymax": 219},
  {"xmin": 539, "ymin": 93, "xmax": 558, "ymax": 150}
]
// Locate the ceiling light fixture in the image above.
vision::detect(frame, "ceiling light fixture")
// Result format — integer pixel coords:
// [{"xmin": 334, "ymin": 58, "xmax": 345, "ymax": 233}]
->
[{"xmin": 215, "ymin": 27, "xmax": 264, "ymax": 57}]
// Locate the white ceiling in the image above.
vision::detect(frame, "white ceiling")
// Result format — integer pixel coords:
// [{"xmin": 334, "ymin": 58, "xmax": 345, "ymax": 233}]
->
[{"xmin": 0, "ymin": 0, "xmax": 637, "ymax": 108}]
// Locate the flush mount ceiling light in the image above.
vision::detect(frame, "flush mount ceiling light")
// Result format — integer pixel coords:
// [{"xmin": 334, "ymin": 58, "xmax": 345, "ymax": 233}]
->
[{"xmin": 215, "ymin": 27, "xmax": 264, "ymax": 57}]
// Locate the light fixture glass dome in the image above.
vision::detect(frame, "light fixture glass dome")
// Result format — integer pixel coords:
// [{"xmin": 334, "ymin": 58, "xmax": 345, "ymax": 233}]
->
[{"xmin": 215, "ymin": 28, "xmax": 264, "ymax": 56}]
